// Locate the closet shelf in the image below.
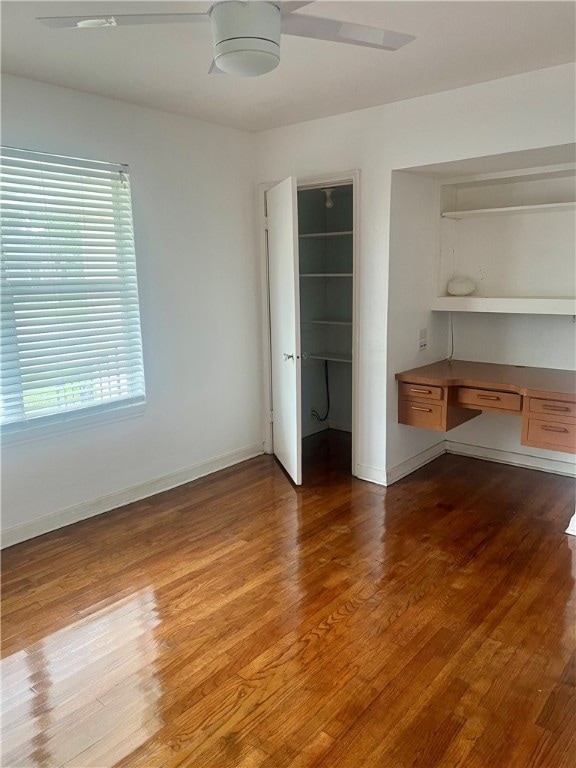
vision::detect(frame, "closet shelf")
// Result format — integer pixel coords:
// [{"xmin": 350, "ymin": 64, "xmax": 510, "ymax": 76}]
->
[
  {"xmin": 300, "ymin": 273, "xmax": 353, "ymax": 278},
  {"xmin": 299, "ymin": 231, "xmax": 353, "ymax": 238},
  {"xmin": 441, "ymin": 201, "xmax": 576, "ymax": 219},
  {"xmin": 307, "ymin": 352, "xmax": 352, "ymax": 363},
  {"xmin": 431, "ymin": 296, "xmax": 576, "ymax": 315},
  {"xmin": 302, "ymin": 319, "xmax": 352, "ymax": 326}
]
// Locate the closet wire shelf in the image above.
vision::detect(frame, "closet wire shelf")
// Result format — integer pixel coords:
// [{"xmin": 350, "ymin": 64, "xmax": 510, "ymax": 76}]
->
[
  {"xmin": 301, "ymin": 320, "xmax": 352, "ymax": 326},
  {"xmin": 299, "ymin": 231, "xmax": 353, "ymax": 238},
  {"xmin": 305, "ymin": 352, "xmax": 352, "ymax": 364}
]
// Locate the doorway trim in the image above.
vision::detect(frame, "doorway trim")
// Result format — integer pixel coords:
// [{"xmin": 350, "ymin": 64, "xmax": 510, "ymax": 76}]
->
[{"xmin": 258, "ymin": 170, "xmax": 361, "ymax": 477}]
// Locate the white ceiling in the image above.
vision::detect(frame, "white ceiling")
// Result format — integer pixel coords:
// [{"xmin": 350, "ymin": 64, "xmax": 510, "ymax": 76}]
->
[{"xmin": 2, "ymin": 1, "xmax": 575, "ymax": 132}]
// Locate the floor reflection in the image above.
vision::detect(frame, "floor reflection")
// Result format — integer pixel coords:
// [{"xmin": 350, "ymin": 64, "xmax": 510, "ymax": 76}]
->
[{"xmin": 1, "ymin": 587, "xmax": 162, "ymax": 768}]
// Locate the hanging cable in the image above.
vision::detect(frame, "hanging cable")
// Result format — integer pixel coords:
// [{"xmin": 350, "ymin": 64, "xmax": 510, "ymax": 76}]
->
[{"xmin": 311, "ymin": 360, "xmax": 330, "ymax": 421}]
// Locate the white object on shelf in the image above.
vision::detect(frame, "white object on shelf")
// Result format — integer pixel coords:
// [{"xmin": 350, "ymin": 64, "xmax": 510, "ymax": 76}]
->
[
  {"xmin": 566, "ymin": 514, "xmax": 576, "ymax": 537},
  {"xmin": 431, "ymin": 296, "xmax": 576, "ymax": 315},
  {"xmin": 447, "ymin": 276, "xmax": 476, "ymax": 296},
  {"xmin": 441, "ymin": 201, "xmax": 576, "ymax": 219}
]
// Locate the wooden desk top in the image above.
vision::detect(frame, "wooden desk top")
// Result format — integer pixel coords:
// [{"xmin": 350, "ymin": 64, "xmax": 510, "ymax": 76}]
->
[{"xmin": 396, "ymin": 359, "xmax": 576, "ymax": 400}]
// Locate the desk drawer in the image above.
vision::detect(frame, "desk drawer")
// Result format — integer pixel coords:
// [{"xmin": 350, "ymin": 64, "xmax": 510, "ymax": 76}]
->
[
  {"xmin": 456, "ymin": 387, "xmax": 521, "ymax": 412},
  {"xmin": 529, "ymin": 398, "xmax": 576, "ymax": 418},
  {"xmin": 399, "ymin": 400, "xmax": 444, "ymax": 430},
  {"xmin": 525, "ymin": 418, "xmax": 576, "ymax": 452},
  {"xmin": 399, "ymin": 383, "xmax": 444, "ymax": 401}
]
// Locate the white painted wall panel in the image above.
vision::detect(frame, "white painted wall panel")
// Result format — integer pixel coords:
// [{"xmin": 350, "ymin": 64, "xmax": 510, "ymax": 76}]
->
[
  {"xmin": 441, "ymin": 210, "xmax": 575, "ymax": 298},
  {"xmin": 1, "ymin": 75, "xmax": 262, "ymax": 536}
]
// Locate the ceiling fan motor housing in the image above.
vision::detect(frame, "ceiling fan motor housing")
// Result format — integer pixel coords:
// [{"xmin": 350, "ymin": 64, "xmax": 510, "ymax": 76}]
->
[{"xmin": 211, "ymin": 1, "xmax": 281, "ymax": 76}]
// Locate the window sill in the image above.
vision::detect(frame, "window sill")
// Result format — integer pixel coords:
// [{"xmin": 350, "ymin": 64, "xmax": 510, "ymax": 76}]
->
[{"xmin": 1, "ymin": 401, "xmax": 147, "ymax": 447}]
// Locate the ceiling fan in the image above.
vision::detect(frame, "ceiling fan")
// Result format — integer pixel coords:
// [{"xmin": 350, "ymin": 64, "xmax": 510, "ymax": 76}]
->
[{"xmin": 37, "ymin": 1, "xmax": 416, "ymax": 78}]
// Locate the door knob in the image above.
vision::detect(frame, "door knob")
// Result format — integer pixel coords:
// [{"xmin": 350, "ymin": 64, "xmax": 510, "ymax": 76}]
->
[{"xmin": 283, "ymin": 353, "xmax": 294, "ymax": 361}]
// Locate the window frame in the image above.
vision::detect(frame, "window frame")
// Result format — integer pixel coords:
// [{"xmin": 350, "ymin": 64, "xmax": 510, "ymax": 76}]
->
[{"xmin": 1, "ymin": 146, "xmax": 147, "ymax": 441}]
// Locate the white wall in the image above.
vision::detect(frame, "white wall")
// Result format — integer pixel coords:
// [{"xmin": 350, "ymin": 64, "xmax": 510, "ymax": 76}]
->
[
  {"xmin": 255, "ymin": 64, "xmax": 576, "ymax": 482},
  {"xmin": 1, "ymin": 75, "xmax": 262, "ymax": 544},
  {"xmin": 386, "ymin": 172, "xmax": 450, "ymax": 470}
]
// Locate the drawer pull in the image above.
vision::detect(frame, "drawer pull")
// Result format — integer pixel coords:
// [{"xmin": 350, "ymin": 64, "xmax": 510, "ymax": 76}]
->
[
  {"xmin": 410, "ymin": 388, "xmax": 432, "ymax": 394},
  {"xmin": 541, "ymin": 425, "xmax": 569, "ymax": 433},
  {"xmin": 411, "ymin": 406, "xmax": 432, "ymax": 413},
  {"xmin": 477, "ymin": 394, "xmax": 500, "ymax": 401},
  {"xmin": 542, "ymin": 404, "xmax": 570, "ymax": 412}
]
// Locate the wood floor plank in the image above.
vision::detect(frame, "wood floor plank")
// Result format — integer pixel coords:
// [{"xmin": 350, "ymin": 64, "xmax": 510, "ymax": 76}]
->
[{"xmin": 2, "ymin": 431, "xmax": 575, "ymax": 767}]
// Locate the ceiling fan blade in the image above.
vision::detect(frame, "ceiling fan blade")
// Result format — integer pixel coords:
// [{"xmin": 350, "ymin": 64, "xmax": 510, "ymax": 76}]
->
[
  {"xmin": 37, "ymin": 12, "xmax": 211, "ymax": 29},
  {"xmin": 280, "ymin": 13, "xmax": 416, "ymax": 51},
  {"xmin": 279, "ymin": 1, "xmax": 314, "ymax": 15}
]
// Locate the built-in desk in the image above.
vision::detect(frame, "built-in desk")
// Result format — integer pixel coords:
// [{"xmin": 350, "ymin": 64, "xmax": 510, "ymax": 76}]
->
[{"xmin": 396, "ymin": 359, "xmax": 576, "ymax": 454}]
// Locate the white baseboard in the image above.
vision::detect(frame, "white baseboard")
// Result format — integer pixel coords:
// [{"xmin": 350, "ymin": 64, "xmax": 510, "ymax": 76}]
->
[
  {"xmin": 356, "ymin": 463, "xmax": 388, "ymax": 486},
  {"xmin": 357, "ymin": 443, "xmax": 445, "ymax": 487},
  {"xmin": 1, "ymin": 442, "xmax": 265, "ymax": 549},
  {"xmin": 363, "ymin": 439, "xmax": 575, "ymax": 489},
  {"xmin": 446, "ymin": 441, "xmax": 576, "ymax": 478},
  {"xmin": 384, "ymin": 443, "xmax": 447, "ymax": 486}
]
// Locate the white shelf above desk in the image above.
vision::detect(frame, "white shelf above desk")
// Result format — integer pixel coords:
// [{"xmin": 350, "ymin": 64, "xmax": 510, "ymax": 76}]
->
[
  {"xmin": 431, "ymin": 296, "xmax": 576, "ymax": 315},
  {"xmin": 441, "ymin": 201, "xmax": 576, "ymax": 219}
]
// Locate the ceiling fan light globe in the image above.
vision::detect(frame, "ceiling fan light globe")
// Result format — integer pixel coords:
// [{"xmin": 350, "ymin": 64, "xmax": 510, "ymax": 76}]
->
[
  {"xmin": 211, "ymin": 1, "xmax": 281, "ymax": 76},
  {"xmin": 216, "ymin": 49, "xmax": 279, "ymax": 77}
]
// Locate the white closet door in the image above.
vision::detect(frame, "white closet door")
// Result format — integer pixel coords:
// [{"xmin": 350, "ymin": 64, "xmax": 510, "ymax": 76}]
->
[{"xmin": 267, "ymin": 177, "xmax": 302, "ymax": 485}]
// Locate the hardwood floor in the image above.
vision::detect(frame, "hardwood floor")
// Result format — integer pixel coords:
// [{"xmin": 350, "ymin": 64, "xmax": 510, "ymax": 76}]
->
[{"xmin": 2, "ymin": 431, "xmax": 575, "ymax": 767}]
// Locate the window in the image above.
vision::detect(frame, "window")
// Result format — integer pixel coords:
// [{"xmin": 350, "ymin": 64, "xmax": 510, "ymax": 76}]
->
[{"xmin": 1, "ymin": 147, "xmax": 146, "ymax": 435}]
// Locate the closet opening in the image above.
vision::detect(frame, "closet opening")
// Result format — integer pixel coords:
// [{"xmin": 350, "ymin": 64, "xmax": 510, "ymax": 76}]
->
[
  {"xmin": 298, "ymin": 183, "xmax": 354, "ymax": 480},
  {"xmin": 263, "ymin": 172, "xmax": 358, "ymax": 486}
]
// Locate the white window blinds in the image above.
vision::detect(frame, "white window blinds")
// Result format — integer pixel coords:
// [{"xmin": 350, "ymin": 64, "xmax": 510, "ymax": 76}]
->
[{"xmin": 1, "ymin": 147, "xmax": 146, "ymax": 434}]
